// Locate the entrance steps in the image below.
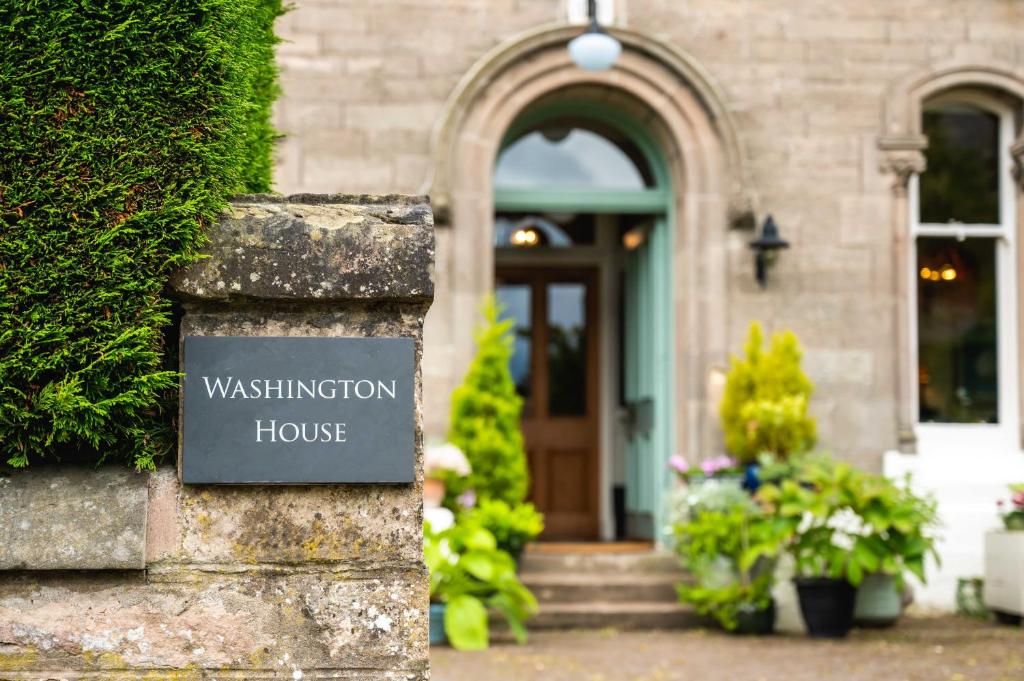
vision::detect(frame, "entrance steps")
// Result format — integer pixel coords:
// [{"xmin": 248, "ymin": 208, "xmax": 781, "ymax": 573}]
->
[{"xmin": 519, "ymin": 546, "xmax": 699, "ymax": 630}]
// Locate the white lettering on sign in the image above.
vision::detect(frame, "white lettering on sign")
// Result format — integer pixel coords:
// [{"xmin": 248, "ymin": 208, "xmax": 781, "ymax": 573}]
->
[
  {"xmin": 255, "ymin": 420, "xmax": 347, "ymax": 443},
  {"xmin": 201, "ymin": 375, "xmax": 396, "ymax": 445},
  {"xmin": 202, "ymin": 376, "xmax": 398, "ymax": 400}
]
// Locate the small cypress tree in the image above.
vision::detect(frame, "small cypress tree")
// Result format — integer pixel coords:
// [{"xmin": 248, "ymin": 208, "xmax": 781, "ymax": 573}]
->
[
  {"xmin": 719, "ymin": 322, "xmax": 816, "ymax": 463},
  {"xmin": 448, "ymin": 297, "xmax": 529, "ymax": 505}
]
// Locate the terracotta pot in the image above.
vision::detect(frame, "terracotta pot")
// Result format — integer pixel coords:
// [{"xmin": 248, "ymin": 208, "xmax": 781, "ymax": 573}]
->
[{"xmin": 423, "ymin": 478, "xmax": 445, "ymax": 508}]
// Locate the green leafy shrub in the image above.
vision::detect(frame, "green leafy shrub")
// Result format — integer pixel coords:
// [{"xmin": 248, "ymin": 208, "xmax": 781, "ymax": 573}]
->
[
  {"xmin": 673, "ymin": 481, "xmax": 791, "ymax": 630},
  {"xmin": 448, "ymin": 297, "xmax": 529, "ymax": 505},
  {"xmin": 757, "ymin": 454, "xmax": 940, "ymax": 587},
  {"xmin": 425, "ymin": 517, "xmax": 538, "ymax": 650},
  {"xmin": 464, "ymin": 499, "xmax": 544, "ymax": 560},
  {"xmin": 720, "ymin": 322, "xmax": 816, "ymax": 463},
  {"xmin": 0, "ymin": 0, "xmax": 284, "ymax": 469}
]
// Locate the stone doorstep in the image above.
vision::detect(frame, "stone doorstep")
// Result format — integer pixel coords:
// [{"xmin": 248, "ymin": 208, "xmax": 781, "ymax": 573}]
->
[
  {"xmin": 520, "ymin": 571, "xmax": 689, "ymax": 604},
  {"xmin": 527, "ymin": 601, "xmax": 701, "ymax": 630},
  {"xmin": 518, "ymin": 550, "xmax": 685, "ymax": 575},
  {"xmin": 489, "ymin": 601, "xmax": 701, "ymax": 635},
  {"xmin": 507, "ymin": 548, "xmax": 697, "ymax": 631}
]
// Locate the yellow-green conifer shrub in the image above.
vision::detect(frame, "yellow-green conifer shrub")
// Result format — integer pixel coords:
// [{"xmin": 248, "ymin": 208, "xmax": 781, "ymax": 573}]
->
[
  {"xmin": 719, "ymin": 322, "xmax": 816, "ymax": 463},
  {"xmin": 447, "ymin": 297, "xmax": 530, "ymax": 505}
]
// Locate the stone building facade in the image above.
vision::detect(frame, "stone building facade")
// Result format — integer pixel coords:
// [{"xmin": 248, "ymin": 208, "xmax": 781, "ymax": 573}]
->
[{"xmin": 273, "ymin": 0, "xmax": 1024, "ymax": 606}]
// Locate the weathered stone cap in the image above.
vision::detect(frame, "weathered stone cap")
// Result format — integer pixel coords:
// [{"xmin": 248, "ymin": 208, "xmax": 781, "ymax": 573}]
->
[{"xmin": 172, "ymin": 194, "xmax": 434, "ymax": 303}]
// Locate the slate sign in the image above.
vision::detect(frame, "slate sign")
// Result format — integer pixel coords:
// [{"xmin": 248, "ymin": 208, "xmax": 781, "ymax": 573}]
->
[{"xmin": 181, "ymin": 336, "xmax": 414, "ymax": 484}]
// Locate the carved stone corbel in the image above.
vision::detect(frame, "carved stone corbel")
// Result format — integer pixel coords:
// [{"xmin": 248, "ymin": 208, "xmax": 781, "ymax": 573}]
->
[
  {"xmin": 878, "ymin": 136, "xmax": 927, "ymax": 196},
  {"xmin": 1010, "ymin": 135, "xmax": 1024, "ymax": 191}
]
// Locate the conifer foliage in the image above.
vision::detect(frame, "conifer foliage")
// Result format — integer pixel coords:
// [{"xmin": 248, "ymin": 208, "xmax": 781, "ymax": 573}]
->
[
  {"xmin": 719, "ymin": 322, "xmax": 816, "ymax": 463},
  {"xmin": 0, "ymin": 0, "xmax": 284, "ymax": 469},
  {"xmin": 448, "ymin": 297, "xmax": 530, "ymax": 505}
]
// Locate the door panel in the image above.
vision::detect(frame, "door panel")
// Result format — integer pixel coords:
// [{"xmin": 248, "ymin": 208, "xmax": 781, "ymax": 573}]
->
[
  {"xmin": 496, "ymin": 268, "xmax": 600, "ymax": 539},
  {"xmin": 623, "ymin": 225, "xmax": 657, "ymax": 539}
]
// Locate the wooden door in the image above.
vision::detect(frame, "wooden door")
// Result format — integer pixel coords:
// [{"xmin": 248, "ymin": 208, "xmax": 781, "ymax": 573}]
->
[{"xmin": 496, "ymin": 268, "xmax": 600, "ymax": 539}]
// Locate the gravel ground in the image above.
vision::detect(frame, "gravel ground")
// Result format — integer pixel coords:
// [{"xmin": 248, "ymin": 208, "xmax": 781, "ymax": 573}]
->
[{"xmin": 431, "ymin": 616, "xmax": 1024, "ymax": 681}]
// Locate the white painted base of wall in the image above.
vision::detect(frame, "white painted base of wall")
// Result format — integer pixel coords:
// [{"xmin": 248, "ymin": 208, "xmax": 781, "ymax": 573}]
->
[
  {"xmin": 984, "ymin": 530, "xmax": 1024, "ymax": 616},
  {"xmin": 884, "ymin": 449, "xmax": 1024, "ymax": 611}
]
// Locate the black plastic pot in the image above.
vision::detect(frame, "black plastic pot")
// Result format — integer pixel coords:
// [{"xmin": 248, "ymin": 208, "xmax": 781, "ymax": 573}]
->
[
  {"xmin": 795, "ymin": 577, "xmax": 857, "ymax": 638},
  {"xmin": 734, "ymin": 599, "xmax": 776, "ymax": 635}
]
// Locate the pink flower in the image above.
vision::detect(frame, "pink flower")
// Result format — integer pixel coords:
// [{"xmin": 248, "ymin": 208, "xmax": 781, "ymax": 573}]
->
[
  {"xmin": 457, "ymin": 489, "xmax": 477, "ymax": 510},
  {"xmin": 701, "ymin": 455, "xmax": 738, "ymax": 477},
  {"xmin": 1012, "ymin": 491, "xmax": 1024, "ymax": 509},
  {"xmin": 668, "ymin": 455, "xmax": 689, "ymax": 474}
]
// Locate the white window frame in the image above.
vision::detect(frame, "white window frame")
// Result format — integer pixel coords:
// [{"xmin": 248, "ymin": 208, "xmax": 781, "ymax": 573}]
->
[{"xmin": 910, "ymin": 93, "xmax": 1019, "ymax": 454}]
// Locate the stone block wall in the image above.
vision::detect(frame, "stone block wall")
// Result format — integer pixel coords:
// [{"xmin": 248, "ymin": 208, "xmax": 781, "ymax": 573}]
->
[
  {"xmin": 271, "ymin": 0, "xmax": 1024, "ymax": 469},
  {"xmin": 0, "ymin": 195, "xmax": 434, "ymax": 679}
]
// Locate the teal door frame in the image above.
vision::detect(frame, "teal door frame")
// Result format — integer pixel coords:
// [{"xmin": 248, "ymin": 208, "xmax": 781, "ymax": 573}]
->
[{"xmin": 494, "ymin": 100, "xmax": 676, "ymax": 543}]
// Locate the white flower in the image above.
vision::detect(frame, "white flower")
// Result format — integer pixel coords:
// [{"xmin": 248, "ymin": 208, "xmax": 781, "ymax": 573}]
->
[
  {"xmin": 424, "ymin": 442, "xmax": 471, "ymax": 477},
  {"xmin": 424, "ymin": 506, "xmax": 455, "ymax": 533},
  {"xmin": 827, "ymin": 508, "xmax": 866, "ymax": 536}
]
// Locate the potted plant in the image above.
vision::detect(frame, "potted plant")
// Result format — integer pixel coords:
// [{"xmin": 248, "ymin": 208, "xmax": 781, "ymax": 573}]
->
[
  {"xmin": 758, "ymin": 456, "xmax": 875, "ymax": 638},
  {"xmin": 984, "ymin": 483, "xmax": 1024, "ymax": 625},
  {"xmin": 424, "ymin": 517, "xmax": 538, "ymax": 649},
  {"xmin": 851, "ymin": 475, "xmax": 939, "ymax": 627},
  {"xmin": 672, "ymin": 479, "xmax": 791, "ymax": 634}
]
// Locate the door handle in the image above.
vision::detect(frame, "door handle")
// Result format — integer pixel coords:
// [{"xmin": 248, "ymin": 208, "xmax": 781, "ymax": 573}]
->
[{"xmin": 623, "ymin": 398, "xmax": 654, "ymax": 437}]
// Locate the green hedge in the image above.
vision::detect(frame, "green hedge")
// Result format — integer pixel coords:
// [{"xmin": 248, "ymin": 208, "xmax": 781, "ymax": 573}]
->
[{"xmin": 0, "ymin": 0, "xmax": 284, "ymax": 469}]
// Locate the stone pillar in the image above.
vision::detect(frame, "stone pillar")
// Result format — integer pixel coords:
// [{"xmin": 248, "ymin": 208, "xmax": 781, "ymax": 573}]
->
[
  {"xmin": 878, "ymin": 141, "xmax": 926, "ymax": 454},
  {"xmin": 0, "ymin": 194, "xmax": 434, "ymax": 680}
]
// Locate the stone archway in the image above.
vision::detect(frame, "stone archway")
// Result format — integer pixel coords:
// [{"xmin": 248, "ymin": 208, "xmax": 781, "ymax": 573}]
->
[{"xmin": 422, "ymin": 23, "xmax": 749, "ymax": 466}]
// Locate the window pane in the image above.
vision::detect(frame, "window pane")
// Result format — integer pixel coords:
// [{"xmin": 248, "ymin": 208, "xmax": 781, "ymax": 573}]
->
[
  {"xmin": 495, "ymin": 122, "xmax": 654, "ymax": 190},
  {"xmin": 917, "ymin": 237, "xmax": 998, "ymax": 423},
  {"xmin": 920, "ymin": 108, "xmax": 1000, "ymax": 225},
  {"xmin": 496, "ymin": 283, "xmax": 532, "ymax": 409},
  {"xmin": 548, "ymin": 282, "xmax": 587, "ymax": 416},
  {"xmin": 494, "ymin": 213, "xmax": 596, "ymax": 249}
]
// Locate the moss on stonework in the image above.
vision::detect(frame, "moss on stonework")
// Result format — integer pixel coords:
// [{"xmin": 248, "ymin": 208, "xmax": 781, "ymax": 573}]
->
[
  {"xmin": 0, "ymin": 647, "xmax": 38, "ymax": 671},
  {"xmin": 138, "ymin": 672, "xmax": 204, "ymax": 681},
  {"xmin": 1, "ymin": 649, "xmax": 205, "ymax": 679}
]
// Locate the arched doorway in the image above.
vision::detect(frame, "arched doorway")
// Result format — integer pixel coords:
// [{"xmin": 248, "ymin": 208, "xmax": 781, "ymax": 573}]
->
[
  {"xmin": 492, "ymin": 102, "xmax": 672, "ymax": 540},
  {"xmin": 426, "ymin": 25, "xmax": 750, "ymax": 542}
]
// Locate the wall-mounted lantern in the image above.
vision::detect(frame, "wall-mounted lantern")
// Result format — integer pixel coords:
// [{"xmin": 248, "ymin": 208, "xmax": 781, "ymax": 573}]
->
[
  {"xmin": 749, "ymin": 215, "xmax": 789, "ymax": 288},
  {"xmin": 568, "ymin": 0, "xmax": 621, "ymax": 71}
]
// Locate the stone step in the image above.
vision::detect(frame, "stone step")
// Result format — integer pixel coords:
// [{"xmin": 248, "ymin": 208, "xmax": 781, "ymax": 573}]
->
[
  {"xmin": 519, "ymin": 550, "xmax": 683, "ymax": 575},
  {"xmin": 521, "ymin": 571, "xmax": 686, "ymax": 604},
  {"xmin": 525, "ymin": 601, "xmax": 700, "ymax": 630}
]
